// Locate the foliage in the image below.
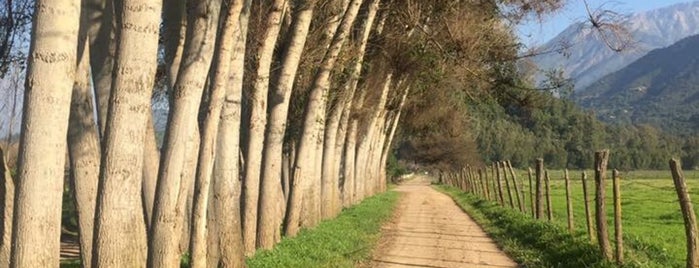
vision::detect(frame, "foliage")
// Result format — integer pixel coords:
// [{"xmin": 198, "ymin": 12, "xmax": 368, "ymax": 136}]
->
[
  {"xmin": 245, "ymin": 190, "xmax": 399, "ymax": 268},
  {"xmin": 470, "ymin": 86, "xmax": 698, "ymax": 170},
  {"xmin": 575, "ymin": 34, "xmax": 699, "ymax": 137},
  {"xmin": 436, "ymin": 184, "xmax": 615, "ymax": 268}
]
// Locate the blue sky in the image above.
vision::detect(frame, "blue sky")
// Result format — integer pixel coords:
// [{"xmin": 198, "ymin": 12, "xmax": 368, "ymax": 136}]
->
[{"xmin": 517, "ymin": 0, "xmax": 693, "ymax": 46}]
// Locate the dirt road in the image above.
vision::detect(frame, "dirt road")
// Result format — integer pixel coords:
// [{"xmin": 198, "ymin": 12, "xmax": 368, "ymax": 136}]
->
[{"xmin": 370, "ymin": 175, "xmax": 517, "ymax": 268}]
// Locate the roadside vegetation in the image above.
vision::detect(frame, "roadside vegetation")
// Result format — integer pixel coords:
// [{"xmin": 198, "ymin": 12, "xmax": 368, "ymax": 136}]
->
[
  {"xmin": 436, "ymin": 184, "xmax": 615, "ymax": 268},
  {"xmin": 245, "ymin": 190, "xmax": 399, "ymax": 268}
]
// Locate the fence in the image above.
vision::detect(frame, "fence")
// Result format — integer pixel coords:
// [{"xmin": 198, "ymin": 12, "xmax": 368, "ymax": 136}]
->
[{"xmin": 439, "ymin": 151, "xmax": 699, "ymax": 268}]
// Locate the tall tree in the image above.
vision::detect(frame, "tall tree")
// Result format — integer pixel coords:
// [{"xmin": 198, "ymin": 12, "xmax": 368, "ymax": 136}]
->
[
  {"xmin": 67, "ymin": 9, "xmax": 101, "ymax": 265},
  {"xmin": 198, "ymin": 0, "xmax": 247, "ymax": 265},
  {"xmin": 261, "ymin": 0, "xmax": 317, "ymax": 238},
  {"xmin": 210, "ymin": 4, "xmax": 250, "ymax": 268},
  {"xmin": 292, "ymin": 0, "xmax": 363, "ymax": 229},
  {"xmin": 91, "ymin": 0, "xmax": 161, "ymax": 266},
  {"xmin": 242, "ymin": 0, "xmax": 287, "ymax": 254},
  {"xmin": 148, "ymin": 0, "xmax": 221, "ymax": 265},
  {"xmin": 10, "ymin": 1, "xmax": 80, "ymax": 266}
]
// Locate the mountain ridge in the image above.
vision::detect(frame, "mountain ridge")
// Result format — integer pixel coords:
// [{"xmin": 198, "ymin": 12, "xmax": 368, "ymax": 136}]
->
[{"xmin": 532, "ymin": 1, "xmax": 699, "ymax": 91}]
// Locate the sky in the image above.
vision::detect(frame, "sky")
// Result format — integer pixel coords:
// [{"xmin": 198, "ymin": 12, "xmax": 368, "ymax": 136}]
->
[{"xmin": 517, "ymin": 0, "xmax": 694, "ymax": 46}]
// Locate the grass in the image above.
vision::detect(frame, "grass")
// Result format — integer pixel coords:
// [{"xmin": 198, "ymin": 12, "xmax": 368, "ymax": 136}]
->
[
  {"xmin": 60, "ymin": 189, "xmax": 399, "ymax": 268},
  {"xmin": 436, "ymin": 184, "xmax": 615, "ymax": 268},
  {"xmin": 444, "ymin": 169, "xmax": 699, "ymax": 268},
  {"xmin": 537, "ymin": 170, "xmax": 699, "ymax": 268},
  {"xmin": 246, "ymin": 189, "xmax": 400, "ymax": 268}
]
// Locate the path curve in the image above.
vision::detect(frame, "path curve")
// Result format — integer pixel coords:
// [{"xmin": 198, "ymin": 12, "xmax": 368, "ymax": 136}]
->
[{"xmin": 370, "ymin": 175, "xmax": 517, "ymax": 268}]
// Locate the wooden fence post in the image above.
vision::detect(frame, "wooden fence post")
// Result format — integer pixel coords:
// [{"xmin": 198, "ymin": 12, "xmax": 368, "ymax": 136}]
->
[
  {"xmin": 507, "ymin": 161, "xmax": 524, "ymax": 213},
  {"xmin": 594, "ymin": 150, "xmax": 612, "ymax": 260},
  {"xmin": 535, "ymin": 159, "xmax": 544, "ymax": 219},
  {"xmin": 613, "ymin": 169, "xmax": 623, "ymax": 266},
  {"xmin": 478, "ymin": 169, "xmax": 486, "ymax": 199},
  {"xmin": 528, "ymin": 168, "xmax": 535, "ymax": 218},
  {"xmin": 582, "ymin": 171, "xmax": 594, "ymax": 242},
  {"xmin": 670, "ymin": 158, "xmax": 699, "ymax": 268},
  {"xmin": 469, "ymin": 166, "xmax": 478, "ymax": 197},
  {"xmin": 545, "ymin": 170, "xmax": 553, "ymax": 221},
  {"xmin": 481, "ymin": 168, "xmax": 490, "ymax": 200},
  {"xmin": 565, "ymin": 169, "xmax": 574, "ymax": 233},
  {"xmin": 495, "ymin": 162, "xmax": 505, "ymax": 206},
  {"xmin": 491, "ymin": 164, "xmax": 498, "ymax": 203},
  {"xmin": 501, "ymin": 161, "xmax": 515, "ymax": 209}
]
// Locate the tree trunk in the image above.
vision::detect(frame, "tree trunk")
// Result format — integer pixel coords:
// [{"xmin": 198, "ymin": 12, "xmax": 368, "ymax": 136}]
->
[
  {"xmin": 148, "ymin": 0, "xmax": 221, "ymax": 266},
  {"xmin": 296, "ymin": 0, "xmax": 362, "ymax": 230},
  {"xmin": 91, "ymin": 0, "xmax": 161, "ymax": 266},
  {"xmin": 319, "ymin": 0, "xmax": 356, "ymax": 221},
  {"xmin": 0, "ymin": 147, "xmax": 14, "ymax": 267},
  {"xmin": 334, "ymin": 0, "xmax": 380, "ymax": 210},
  {"xmin": 86, "ymin": 0, "xmax": 115, "ymax": 135},
  {"xmin": 189, "ymin": 0, "xmax": 244, "ymax": 265},
  {"xmin": 163, "ymin": 0, "xmax": 187, "ymax": 89},
  {"xmin": 213, "ymin": 0, "xmax": 251, "ymax": 266},
  {"xmin": 379, "ymin": 87, "xmax": 409, "ymax": 191},
  {"xmin": 10, "ymin": 1, "xmax": 79, "ymax": 266},
  {"xmin": 244, "ymin": 0, "xmax": 287, "ymax": 254},
  {"xmin": 67, "ymin": 32, "xmax": 100, "ymax": 267},
  {"xmin": 142, "ymin": 118, "xmax": 159, "ymax": 227},
  {"xmin": 261, "ymin": 0, "xmax": 317, "ymax": 238}
]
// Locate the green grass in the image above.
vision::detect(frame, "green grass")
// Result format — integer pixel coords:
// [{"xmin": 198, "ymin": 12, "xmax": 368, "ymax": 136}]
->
[
  {"xmin": 537, "ymin": 170, "xmax": 699, "ymax": 268},
  {"xmin": 449, "ymin": 169, "xmax": 699, "ymax": 268},
  {"xmin": 60, "ymin": 189, "xmax": 399, "ymax": 268},
  {"xmin": 436, "ymin": 184, "xmax": 615, "ymax": 268},
  {"xmin": 246, "ymin": 190, "xmax": 400, "ymax": 268}
]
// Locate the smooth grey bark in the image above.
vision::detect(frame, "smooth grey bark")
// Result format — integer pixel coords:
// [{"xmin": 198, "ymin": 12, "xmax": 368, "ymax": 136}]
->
[
  {"xmin": 148, "ymin": 0, "xmax": 221, "ymax": 266},
  {"xmin": 91, "ymin": 0, "xmax": 161, "ymax": 266},
  {"xmin": 67, "ymin": 32, "xmax": 100, "ymax": 267},
  {"xmin": 243, "ymin": 0, "xmax": 287, "ymax": 254},
  {"xmin": 10, "ymin": 1, "xmax": 80, "ymax": 267}
]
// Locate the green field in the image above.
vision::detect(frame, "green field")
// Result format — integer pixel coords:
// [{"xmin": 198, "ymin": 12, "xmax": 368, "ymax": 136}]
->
[{"xmin": 493, "ymin": 169, "xmax": 699, "ymax": 268}]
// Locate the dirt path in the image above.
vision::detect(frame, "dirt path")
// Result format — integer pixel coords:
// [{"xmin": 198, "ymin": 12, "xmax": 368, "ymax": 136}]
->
[{"xmin": 369, "ymin": 175, "xmax": 517, "ymax": 268}]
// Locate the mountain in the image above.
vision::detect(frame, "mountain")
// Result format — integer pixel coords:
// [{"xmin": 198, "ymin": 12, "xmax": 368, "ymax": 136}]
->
[
  {"xmin": 532, "ymin": 1, "xmax": 699, "ymax": 91},
  {"xmin": 574, "ymin": 34, "xmax": 699, "ymax": 135}
]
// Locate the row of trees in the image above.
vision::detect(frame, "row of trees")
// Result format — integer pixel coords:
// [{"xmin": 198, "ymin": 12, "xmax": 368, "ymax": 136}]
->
[{"xmin": 1, "ymin": 0, "xmax": 564, "ymax": 267}]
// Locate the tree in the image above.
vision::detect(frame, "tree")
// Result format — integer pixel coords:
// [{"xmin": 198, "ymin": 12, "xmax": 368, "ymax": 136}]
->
[
  {"xmin": 91, "ymin": 0, "xmax": 161, "ymax": 266},
  {"xmin": 66, "ymin": 10, "xmax": 100, "ymax": 266},
  {"xmin": 10, "ymin": 1, "xmax": 80, "ymax": 266},
  {"xmin": 242, "ymin": 0, "xmax": 286, "ymax": 254},
  {"xmin": 211, "ymin": 0, "xmax": 251, "ymax": 266},
  {"xmin": 148, "ymin": 0, "xmax": 221, "ymax": 266}
]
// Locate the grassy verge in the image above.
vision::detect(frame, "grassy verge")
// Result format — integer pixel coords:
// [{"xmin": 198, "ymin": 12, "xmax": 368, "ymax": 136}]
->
[
  {"xmin": 247, "ymin": 190, "xmax": 400, "ymax": 268},
  {"xmin": 435, "ymin": 184, "xmax": 616, "ymax": 268}
]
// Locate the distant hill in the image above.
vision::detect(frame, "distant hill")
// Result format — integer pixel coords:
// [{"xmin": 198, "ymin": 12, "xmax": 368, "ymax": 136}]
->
[
  {"xmin": 574, "ymin": 34, "xmax": 699, "ymax": 135},
  {"xmin": 532, "ymin": 1, "xmax": 699, "ymax": 91}
]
